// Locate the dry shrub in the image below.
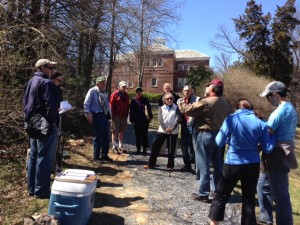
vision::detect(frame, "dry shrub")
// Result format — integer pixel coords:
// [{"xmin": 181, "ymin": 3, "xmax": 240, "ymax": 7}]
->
[{"xmin": 223, "ymin": 67, "xmax": 274, "ymax": 119}]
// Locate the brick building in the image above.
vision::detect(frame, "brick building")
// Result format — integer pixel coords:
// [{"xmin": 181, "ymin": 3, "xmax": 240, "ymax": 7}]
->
[{"xmin": 112, "ymin": 42, "xmax": 210, "ymax": 93}]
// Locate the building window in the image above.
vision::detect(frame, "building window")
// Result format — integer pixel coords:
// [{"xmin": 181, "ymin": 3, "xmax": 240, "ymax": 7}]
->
[
  {"xmin": 158, "ymin": 58, "xmax": 163, "ymax": 67},
  {"xmin": 152, "ymin": 58, "xmax": 158, "ymax": 67},
  {"xmin": 146, "ymin": 59, "xmax": 151, "ymax": 67},
  {"xmin": 178, "ymin": 64, "xmax": 190, "ymax": 71},
  {"xmin": 178, "ymin": 78, "xmax": 187, "ymax": 88},
  {"xmin": 151, "ymin": 76, "xmax": 157, "ymax": 87},
  {"xmin": 128, "ymin": 80, "xmax": 133, "ymax": 88},
  {"xmin": 147, "ymin": 58, "xmax": 163, "ymax": 67}
]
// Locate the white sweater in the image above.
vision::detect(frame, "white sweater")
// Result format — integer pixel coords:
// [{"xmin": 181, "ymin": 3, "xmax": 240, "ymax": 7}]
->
[{"xmin": 157, "ymin": 104, "xmax": 180, "ymax": 134}]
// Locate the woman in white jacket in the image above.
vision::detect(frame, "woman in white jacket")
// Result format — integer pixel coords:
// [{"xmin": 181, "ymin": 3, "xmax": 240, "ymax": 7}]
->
[{"xmin": 144, "ymin": 93, "xmax": 180, "ymax": 171}]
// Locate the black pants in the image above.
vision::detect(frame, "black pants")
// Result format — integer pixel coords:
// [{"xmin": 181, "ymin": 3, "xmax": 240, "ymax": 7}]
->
[
  {"xmin": 209, "ymin": 163, "xmax": 260, "ymax": 225},
  {"xmin": 134, "ymin": 122, "xmax": 149, "ymax": 151},
  {"xmin": 148, "ymin": 133, "xmax": 178, "ymax": 169}
]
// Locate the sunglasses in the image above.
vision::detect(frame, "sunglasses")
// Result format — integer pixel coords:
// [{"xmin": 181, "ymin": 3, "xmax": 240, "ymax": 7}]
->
[
  {"xmin": 166, "ymin": 98, "xmax": 173, "ymax": 100},
  {"xmin": 266, "ymin": 93, "xmax": 273, "ymax": 99},
  {"xmin": 44, "ymin": 65, "xmax": 54, "ymax": 70}
]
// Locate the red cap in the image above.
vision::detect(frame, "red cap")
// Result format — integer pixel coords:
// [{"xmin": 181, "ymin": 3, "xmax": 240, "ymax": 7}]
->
[{"xmin": 206, "ymin": 79, "xmax": 223, "ymax": 87}]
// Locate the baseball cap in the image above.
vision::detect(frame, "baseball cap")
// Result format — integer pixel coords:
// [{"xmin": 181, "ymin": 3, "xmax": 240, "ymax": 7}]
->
[
  {"xmin": 135, "ymin": 87, "xmax": 143, "ymax": 92},
  {"xmin": 260, "ymin": 81, "xmax": 286, "ymax": 97},
  {"xmin": 206, "ymin": 79, "xmax": 223, "ymax": 87},
  {"xmin": 119, "ymin": 81, "xmax": 127, "ymax": 87},
  {"xmin": 35, "ymin": 59, "xmax": 57, "ymax": 67},
  {"xmin": 96, "ymin": 76, "xmax": 106, "ymax": 83}
]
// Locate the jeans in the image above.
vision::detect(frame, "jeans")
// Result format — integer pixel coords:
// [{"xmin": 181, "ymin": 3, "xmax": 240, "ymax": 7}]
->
[
  {"xmin": 267, "ymin": 170, "xmax": 293, "ymax": 225},
  {"xmin": 27, "ymin": 127, "xmax": 58, "ymax": 196},
  {"xmin": 195, "ymin": 130, "xmax": 222, "ymax": 197},
  {"xmin": 92, "ymin": 112, "xmax": 109, "ymax": 159},
  {"xmin": 257, "ymin": 172, "xmax": 273, "ymax": 223},
  {"xmin": 209, "ymin": 163, "xmax": 259, "ymax": 224},
  {"xmin": 181, "ymin": 124, "xmax": 194, "ymax": 168}
]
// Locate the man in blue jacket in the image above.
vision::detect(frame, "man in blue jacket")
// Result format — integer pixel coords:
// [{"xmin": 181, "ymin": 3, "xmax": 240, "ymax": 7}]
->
[{"xmin": 24, "ymin": 58, "xmax": 59, "ymax": 199}]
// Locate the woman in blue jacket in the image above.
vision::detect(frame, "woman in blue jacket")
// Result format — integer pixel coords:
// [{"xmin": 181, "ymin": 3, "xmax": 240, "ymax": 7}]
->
[{"xmin": 208, "ymin": 99, "xmax": 275, "ymax": 225}]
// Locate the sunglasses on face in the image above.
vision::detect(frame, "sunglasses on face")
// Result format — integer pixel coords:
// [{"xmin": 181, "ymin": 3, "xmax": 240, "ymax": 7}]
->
[
  {"xmin": 55, "ymin": 78, "xmax": 62, "ymax": 83},
  {"xmin": 166, "ymin": 98, "xmax": 173, "ymax": 100},
  {"xmin": 44, "ymin": 65, "xmax": 53, "ymax": 70},
  {"xmin": 266, "ymin": 93, "xmax": 273, "ymax": 99}
]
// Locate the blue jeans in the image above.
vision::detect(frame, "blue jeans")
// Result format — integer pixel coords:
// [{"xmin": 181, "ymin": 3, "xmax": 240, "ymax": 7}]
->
[
  {"xmin": 27, "ymin": 127, "xmax": 58, "ymax": 196},
  {"xmin": 92, "ymin": 112, "xmax": 109, "ymax": 159},
  {"xmin": 257, "ymin": 172, "xmax": 273, "ymax": 223},
  {"xmin": 181, "ymin": 124, "xmax": 193, "ymax": 168},
  {"xmin": 195, "ymin": 130, "xmax": 222, "ymax": 197},
  {"xmin": 267, "ymin": 170, "xmax": 293, "ymax": 225}
]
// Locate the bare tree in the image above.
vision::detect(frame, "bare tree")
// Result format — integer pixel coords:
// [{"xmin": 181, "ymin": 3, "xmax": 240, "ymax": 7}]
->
[{"xmin": 213, "ymin": 52, "xmax": 232, "ymax": 75}]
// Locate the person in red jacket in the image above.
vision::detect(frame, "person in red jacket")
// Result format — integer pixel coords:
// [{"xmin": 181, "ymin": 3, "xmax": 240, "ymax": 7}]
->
[{"xmin": 110, "ymin": 81, "xmax": 130, "ymax": 153}]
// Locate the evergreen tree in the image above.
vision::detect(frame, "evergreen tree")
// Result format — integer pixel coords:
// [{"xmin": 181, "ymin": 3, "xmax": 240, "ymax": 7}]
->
[
  {"xmin": 269, "ymin": 0, "xmax": 300, "ymax": 85},
  {"xmin": 233, "ymin": 0, "xmax": 272, "ymax": 76},
  {"xmin": 187, "ymin": 64, "xmax": 212, "ymax": 88}
]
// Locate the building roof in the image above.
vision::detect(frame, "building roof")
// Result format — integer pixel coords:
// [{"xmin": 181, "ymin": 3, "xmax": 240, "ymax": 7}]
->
[
  {"xmin": 175, "ymin": 50, "xmax": 210, "ymax": 61},
  {"xmin": 146, "ymin": 43, "xmax": 175, "ymax": 54}
]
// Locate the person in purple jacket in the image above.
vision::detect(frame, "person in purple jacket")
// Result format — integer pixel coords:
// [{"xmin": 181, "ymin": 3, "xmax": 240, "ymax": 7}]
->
[
  {"xmin": 24, "ymin": 59, "xmax": 59, "ymax": 199},
  {"xmin": 208, "ymin": 99, "xmax": 275, "ymax": 225}
]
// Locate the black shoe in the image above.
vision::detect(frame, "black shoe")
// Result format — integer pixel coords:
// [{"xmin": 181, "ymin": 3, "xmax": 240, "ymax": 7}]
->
[
  {"xmin": 35, "ymin": 192, "xmax": 50, "ymax": 199},
  {"xmin": 101, "ymin": 155, "xmax": 113, "ymax": 162},
  {"xmin": 93, "ymin": 158, "xmax": 105, "ymax": 164},
  {"xmin": 191, "ymin": 193, "xmax": 210, "ymax": 203},
  {"xmin": 180, "ymin": 166, "xmax": 192, "ymax": 172},
  {"xmin": 136, "ymin": 149, "xmax": 141, "ymax": 155},
  {"xmin": 257, "ymin": 219, "xmax": 273, "ymax": 225},
  {"xmin": 113, "ymin": 147, "xmax": 121, "ymax": 154},
  {"xmin": 142, "ymin": 150, "xmax": 147, "ymax": 155},
  {"xmin": 29, "ymin": 192, "xmax": 34, "ymax": 197}
]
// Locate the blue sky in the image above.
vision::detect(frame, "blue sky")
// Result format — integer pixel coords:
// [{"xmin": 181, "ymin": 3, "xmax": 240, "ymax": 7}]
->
[{"xmin": 175, "ymin": 0, "xmax": 299, "ymax": 68}]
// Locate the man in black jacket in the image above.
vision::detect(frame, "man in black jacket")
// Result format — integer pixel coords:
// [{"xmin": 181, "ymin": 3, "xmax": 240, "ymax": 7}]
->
[{"xmin": 24, "ymin": 58, "xmax": 59, "ymax": 199}]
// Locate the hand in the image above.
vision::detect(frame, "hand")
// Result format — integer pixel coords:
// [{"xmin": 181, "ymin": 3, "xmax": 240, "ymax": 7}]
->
[
  {"xmin": 177, "ymin": 98, "xmax": 184, "ymax": 105},
  {"xmin": 86, "ymin": 113, "xmax": 93, "ymax": 124}
]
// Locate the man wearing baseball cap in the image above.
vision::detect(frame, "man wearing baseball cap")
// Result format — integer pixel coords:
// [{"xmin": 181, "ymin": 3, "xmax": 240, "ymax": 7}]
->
[
  {"xmin": 257, "ymin": 81, "xmax": 298, "ymax": 225},
  {"xmin": 178, "ymin": 78, "xmax": 231, "ymax": 203},
  {"xmin": 110, "ymin": 80, "xmax": 130, "ymax": 154},
  {"xmin": 23, "ymin": 58, "xmax": 58, "ymax": 198},
  {"xmin": 84, "ymin": 76, "xmax": 112, "ymax": 163}
]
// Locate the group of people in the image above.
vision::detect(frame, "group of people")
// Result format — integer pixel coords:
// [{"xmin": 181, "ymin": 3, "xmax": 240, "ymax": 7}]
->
[{"xmin": 24, "ymin": 58, "xmax": 298, "ymax": 225}]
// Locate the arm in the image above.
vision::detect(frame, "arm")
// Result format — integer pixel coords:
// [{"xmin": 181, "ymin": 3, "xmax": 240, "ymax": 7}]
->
[
  {"xmin": 129, "ymin": 99, "xmax": 135, "ymax": 123},
  {"xmin": 259, "ymin": 124, "xmax": 276, "ymax": 154},
  {"xmin": 170, "ymin": 107, "xmax": 180, "ymax": 131},
  {"xmin": 178, "ymin": 100, "xmax": 207, "ymax": 117},
  {"xmin": 215, "ymin": 117, "xmax": 230, "ymax": 148},
  {"xmin": 83, "ymin": 89, "xmax": 93, "ymax": 124}
]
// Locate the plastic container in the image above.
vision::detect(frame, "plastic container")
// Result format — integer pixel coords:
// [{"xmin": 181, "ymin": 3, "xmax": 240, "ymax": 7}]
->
[{"xmin": 48, "ymin": 169, "xmax": 97, "ymax": 225}]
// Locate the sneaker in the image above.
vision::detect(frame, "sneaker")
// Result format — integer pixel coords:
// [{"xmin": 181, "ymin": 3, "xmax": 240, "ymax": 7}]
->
[
  {"xmin": 101, "ymin": 155, "xmax": 113, "ymax": 162},
  {"xmin": 113, "ymin": 147, "xmax": 121, "ymax": 154},
  {"xmin": 191, "ymin": 193, "xmax": 210, "ymax": 203}
]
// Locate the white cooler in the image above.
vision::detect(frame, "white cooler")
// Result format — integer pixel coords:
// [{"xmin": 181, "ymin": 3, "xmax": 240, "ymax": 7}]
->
[{"xmin": 48, "ymin": 169, "xmax": 97, "ymax": 225}]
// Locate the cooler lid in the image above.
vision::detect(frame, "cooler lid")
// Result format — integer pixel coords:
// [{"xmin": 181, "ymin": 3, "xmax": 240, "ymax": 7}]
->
[{"xmin": 52, "ymin": 169, "xmax": 97, "ymax": 196}]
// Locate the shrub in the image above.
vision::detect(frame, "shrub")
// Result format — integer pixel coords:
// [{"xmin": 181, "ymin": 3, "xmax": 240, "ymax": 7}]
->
[
  {"xmin": 223, "ymin": 67, "xmax": 273, "ymax": 119},
  {"xmin": 127, "ymin": 92, "xmax": 162, "ymax": 103}
]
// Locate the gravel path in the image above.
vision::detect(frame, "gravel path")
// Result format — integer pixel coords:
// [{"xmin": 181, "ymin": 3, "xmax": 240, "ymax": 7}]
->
[{"xmin": 88, "ymin": 123, "xmax": 242, "ymax": 225}]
